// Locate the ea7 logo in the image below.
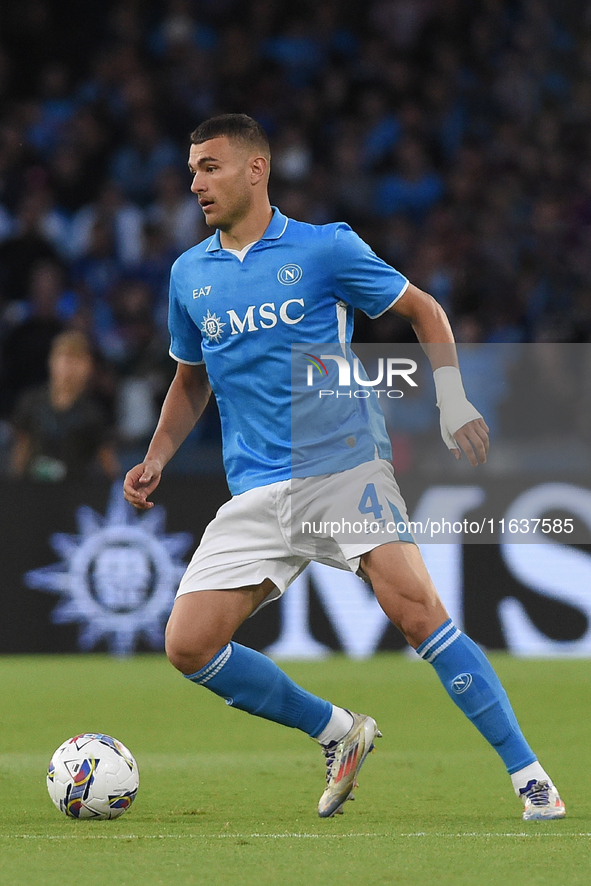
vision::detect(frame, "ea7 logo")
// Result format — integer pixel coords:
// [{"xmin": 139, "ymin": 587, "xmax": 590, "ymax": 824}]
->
[{"xmin": 193, "ymin": 286, "xmax": 212, "ymax": 298}]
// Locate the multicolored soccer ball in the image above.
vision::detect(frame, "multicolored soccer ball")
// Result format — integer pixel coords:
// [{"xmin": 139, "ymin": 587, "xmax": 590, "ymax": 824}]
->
[{"xmin": 47, "ymin": 733, "xmax": 139, "ymax": 820}]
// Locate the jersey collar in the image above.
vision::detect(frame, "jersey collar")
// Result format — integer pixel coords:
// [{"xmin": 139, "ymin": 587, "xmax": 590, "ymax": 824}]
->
[{"xmin": 205, "ymin": 206, "xmax": 288, "ymax": 253}]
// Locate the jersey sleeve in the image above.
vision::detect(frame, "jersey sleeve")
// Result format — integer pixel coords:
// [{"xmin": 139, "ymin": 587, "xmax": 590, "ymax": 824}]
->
[
  {"xmin": 331, "ymin": 223, "xmax": 409, "ymax": 318},
  {"xmin": 168, "ymin": 263, "xmax": 204, "ymax": 365}
]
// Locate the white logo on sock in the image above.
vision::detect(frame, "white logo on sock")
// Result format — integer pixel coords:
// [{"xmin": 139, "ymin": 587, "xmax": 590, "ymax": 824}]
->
[{"xmin": 451, "ymin": 673, "xmax": 473, "ymax": 693}]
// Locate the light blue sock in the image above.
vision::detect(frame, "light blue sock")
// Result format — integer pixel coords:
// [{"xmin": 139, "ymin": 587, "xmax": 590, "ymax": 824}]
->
[
  {"xmin": 416, "ymin": 619, "xmax": 536, "ymax": 775},
  {"xmin": 185, "ymin": 641, "xmax": 332, "ymax": 738}
]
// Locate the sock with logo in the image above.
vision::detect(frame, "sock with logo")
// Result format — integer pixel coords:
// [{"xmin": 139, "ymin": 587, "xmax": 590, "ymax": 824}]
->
[
  {"xmin": 416, "ymin": 619, "xmax": 537, "ymax": 774},
  {"xmin": 184, "ymin": 641, "xmax": 332, "ymax": 737}
]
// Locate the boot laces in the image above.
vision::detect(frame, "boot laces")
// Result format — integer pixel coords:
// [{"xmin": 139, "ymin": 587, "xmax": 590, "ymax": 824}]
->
[
  {"xmin": 321, "ymin": 741, "xmax": 339, "ymax": 785},
  {"xmin": 526, "ymin": 780, "xmax": 551, "ymax": 806}
]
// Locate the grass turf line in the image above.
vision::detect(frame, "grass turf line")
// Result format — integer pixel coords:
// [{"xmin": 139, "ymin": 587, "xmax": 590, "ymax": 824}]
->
[{"xmin": 0, "ymin": 654, "xmax": 588, "ymax": 886}]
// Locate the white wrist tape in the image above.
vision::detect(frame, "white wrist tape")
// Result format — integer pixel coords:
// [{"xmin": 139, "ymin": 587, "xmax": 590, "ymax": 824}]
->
[{"xmin": 433, "ymin": 366, "xmax": 482, "ymax": 449}]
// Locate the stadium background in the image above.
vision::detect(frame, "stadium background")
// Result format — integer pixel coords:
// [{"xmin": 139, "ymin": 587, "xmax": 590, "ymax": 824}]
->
[{"xmin": 0, "ymin": 0, "xmax": 590, "ymax": 657}]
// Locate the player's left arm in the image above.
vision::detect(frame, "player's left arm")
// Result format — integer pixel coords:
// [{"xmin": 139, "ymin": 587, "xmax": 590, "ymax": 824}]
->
[{"xmin": 389, "ymin": 283, "xmax": 489, "ymax": 465}]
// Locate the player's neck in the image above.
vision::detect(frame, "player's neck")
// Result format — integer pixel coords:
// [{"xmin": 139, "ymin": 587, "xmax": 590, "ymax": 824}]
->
[{"xmin": 219, "ymin": 202, "xmax": 273, "ymax": 251}]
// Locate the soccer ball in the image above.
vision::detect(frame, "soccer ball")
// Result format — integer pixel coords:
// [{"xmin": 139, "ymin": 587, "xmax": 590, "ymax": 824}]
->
[{"xmin": 47, "ymin": 733, "xmax": 139, "ymax": 819}]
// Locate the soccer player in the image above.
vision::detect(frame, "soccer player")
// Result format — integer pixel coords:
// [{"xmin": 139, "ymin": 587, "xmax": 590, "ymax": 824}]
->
[{"xmin": 123, "ymin": 114, "xmax": 564, "ymax": 821}]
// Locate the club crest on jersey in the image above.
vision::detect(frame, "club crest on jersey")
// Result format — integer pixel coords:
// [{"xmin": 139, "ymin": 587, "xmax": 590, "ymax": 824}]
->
[
  {"xmin": 193, "ymin": 286, "xmax": 212, "ymax": 298},
  {"xmin": 277, "ymin": 263, "xmax": 303, "ymax": 285},
  {"xmin": 201, "ymin": 310, "xmax": 226, "ymax": 342}
]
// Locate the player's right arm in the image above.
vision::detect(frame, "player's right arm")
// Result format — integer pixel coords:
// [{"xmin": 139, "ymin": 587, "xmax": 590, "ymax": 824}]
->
[{"xmin": 123, "ymin": 362, "xmax": 211, "ymax": 510}]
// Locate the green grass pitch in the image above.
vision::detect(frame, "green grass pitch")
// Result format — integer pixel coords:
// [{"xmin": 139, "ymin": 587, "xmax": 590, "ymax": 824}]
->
[{"xmin": 0, "ymin": 654, "xmax": 589, "ymax": 886}]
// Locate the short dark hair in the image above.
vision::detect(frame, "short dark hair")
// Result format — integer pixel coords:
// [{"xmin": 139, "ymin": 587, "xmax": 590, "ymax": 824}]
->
[{"xmin": 190, "ymin": 114, "xmax": 270, "ymax": 158}]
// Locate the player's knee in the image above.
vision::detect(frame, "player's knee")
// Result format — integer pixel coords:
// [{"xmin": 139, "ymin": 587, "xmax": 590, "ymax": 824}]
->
[{"xmin": 165, "ymin": 629, "xmax": 223, "ymax": 676}]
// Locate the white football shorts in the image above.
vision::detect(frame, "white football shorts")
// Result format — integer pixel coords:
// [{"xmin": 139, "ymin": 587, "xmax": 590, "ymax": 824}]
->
[{"xmin": 176, "ymin": 458, "xmax": 414, "ymax": 609}]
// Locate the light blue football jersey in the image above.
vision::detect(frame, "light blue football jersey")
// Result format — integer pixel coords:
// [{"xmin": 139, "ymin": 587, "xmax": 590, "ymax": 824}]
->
[{"xmin": 168, "ymin": 208, "xmax": 409, "ymax": 494}]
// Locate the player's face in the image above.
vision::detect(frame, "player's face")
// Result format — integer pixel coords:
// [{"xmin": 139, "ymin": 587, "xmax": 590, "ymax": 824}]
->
[{"xmin": 188, "ymin": 137, "xmax": 254, "ymax": 230}]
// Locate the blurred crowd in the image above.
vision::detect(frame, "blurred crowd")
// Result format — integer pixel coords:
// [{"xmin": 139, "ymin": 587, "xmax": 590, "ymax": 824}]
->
[{"xmin": 0, "ymin": 0, "xmax": 589, "ymax": 478}]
